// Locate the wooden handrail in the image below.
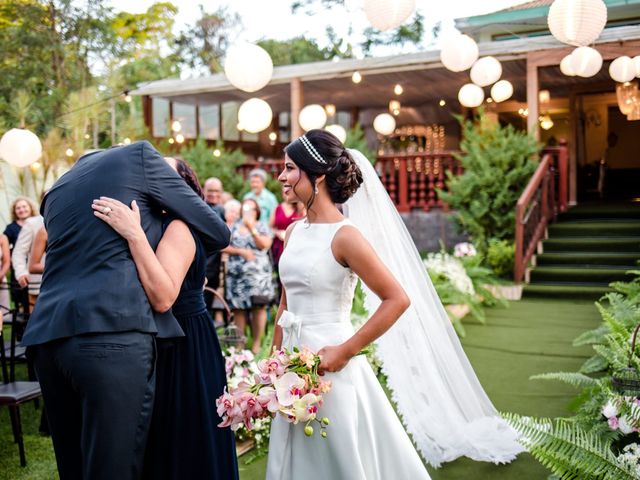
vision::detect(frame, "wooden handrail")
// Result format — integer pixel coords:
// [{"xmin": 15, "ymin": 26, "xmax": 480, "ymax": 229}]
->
[{"xmin": 514, "ymin": 140, "xmax": 569, "ymax": 283}]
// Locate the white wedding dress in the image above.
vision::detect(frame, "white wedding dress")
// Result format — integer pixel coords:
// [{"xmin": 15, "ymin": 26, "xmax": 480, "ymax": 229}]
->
[{"xmin": 266, "ymin": 219, "xmax": 430, "ymax": 480}]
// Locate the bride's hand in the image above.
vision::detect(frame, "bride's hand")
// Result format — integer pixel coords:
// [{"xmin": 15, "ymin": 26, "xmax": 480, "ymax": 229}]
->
[
  {"xmin": 318, "ymin": 345, "xmax": 351, "ymax": 374},
  {"xmin": 92, "ymin": 197, "xmax": 143, "ymax": 241}
]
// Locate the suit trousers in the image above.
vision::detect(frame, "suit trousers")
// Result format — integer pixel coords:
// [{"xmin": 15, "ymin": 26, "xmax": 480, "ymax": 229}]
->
[{"xmin": 33, "ymin": 331, "xmax": 156, "ymax": 480}]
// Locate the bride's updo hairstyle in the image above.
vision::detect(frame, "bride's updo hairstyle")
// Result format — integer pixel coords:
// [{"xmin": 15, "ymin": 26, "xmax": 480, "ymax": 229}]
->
[{"xmin": 285, "ymin": 129, "xmax": 363, "ymax": 211}]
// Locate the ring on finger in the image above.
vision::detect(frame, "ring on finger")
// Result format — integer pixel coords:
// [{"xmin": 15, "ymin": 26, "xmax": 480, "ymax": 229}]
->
[{"xmin": 103, "ymin": 206, "xmax": 112, "ymax": 214}]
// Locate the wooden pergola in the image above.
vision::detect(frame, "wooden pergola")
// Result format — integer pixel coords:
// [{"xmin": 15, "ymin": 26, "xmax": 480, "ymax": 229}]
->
[{"xmin": 132, "ymin": 25, "xmax": 640, "ymax": 208}]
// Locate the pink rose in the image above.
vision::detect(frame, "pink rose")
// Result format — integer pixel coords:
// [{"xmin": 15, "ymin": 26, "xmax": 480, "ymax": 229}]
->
[{"xmin": 608, "ymin": 416, "xmax": 619, "ymax": 430}]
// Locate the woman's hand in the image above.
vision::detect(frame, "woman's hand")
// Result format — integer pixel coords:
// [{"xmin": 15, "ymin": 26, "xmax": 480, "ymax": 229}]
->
[
  {"xmin": 241, "ymin": 249, "xmax": 256, "ymax": 262},
  {"xmin": 92, "ymin": 197, "xmax": 143, "ymax": 241},
  {"xmin": 243, "ymin": 214, "xmax": 256, "ymax": 231},
  {"xmin": 317, "ymin": 344, "xmax": 352, "ymax": 375}
]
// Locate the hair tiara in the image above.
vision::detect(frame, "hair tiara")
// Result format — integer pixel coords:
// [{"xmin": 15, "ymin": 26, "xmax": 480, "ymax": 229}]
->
[{"xmin": 299, "ymin": 135, "xmax": 327, "ymax": 164}]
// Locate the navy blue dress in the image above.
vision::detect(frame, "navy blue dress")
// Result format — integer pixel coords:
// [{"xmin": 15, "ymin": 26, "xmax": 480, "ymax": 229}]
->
[{"xmin": 144, "ymin": 227, "xmax": 239, "ymax": 480}]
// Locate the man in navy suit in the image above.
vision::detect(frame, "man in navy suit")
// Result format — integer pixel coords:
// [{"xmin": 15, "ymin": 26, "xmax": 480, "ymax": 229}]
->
[{"xmin": 22, "ymin": 142, "xmax": 229, "ymax": 480}]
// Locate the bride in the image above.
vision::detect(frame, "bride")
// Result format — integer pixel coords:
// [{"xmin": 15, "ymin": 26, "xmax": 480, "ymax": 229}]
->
[{"xmin": 266, "ymin": 129, "xmax": 523, "ymax": 479}]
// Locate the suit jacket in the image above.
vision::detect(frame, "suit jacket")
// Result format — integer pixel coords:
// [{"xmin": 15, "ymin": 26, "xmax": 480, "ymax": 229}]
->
[
  {"xmin": 22, "ymin": 141, "xmax": 230, "ymax": 346},
  {"xmin": 11, "ymin": 215, "xmax": 44, "ymax": 295}
]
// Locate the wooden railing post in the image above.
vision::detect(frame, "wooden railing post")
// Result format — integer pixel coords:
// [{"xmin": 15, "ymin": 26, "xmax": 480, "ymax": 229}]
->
[
  {"xmin": 557, "ymin": 139, "xmax": 569, "ymax": 213},
  {"xmin": 397, "ymin": 157, "xmax": 410, "ymax": 213},
  {"xmin": 514, "ymin": 203, "xmax": 525, "ymax": 283}
]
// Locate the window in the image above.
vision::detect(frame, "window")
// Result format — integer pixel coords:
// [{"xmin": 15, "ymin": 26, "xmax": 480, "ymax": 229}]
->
[
  {"xmin": 279, "ymin": 111, "xmax": 290, "ymax": 143},
  {"xmin": 336, "ymin": 111, "xmax": 351, "ymax": 130},
  {"xmin": 222, "ymin": 102, "xmax": 240, "ymax": 141},
  {"xmin": 173, "ymin": 103, "xmax": 197, "ymax": 139},
  {"xmin": 152, "ymin": 97, "xmax": 169, "ymax": 137},
  {"xmin": 199, "ymin": 104, "xmax": 220, "ymax": 140}
]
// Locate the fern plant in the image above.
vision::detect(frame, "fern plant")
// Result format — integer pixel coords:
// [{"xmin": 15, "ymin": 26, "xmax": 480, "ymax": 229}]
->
[{"xmin": 504, "ymin": 413, "xmax": 637, "ymax": 480}]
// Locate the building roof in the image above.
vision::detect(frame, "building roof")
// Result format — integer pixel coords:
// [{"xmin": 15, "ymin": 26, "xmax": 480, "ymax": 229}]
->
[
  {"xmin": 497, "ymin": 0, "xmax": 553, "ymax": 13},
  {"xmin": 131, "ymin": 25, "xmax": 640, "ymax": 111}
]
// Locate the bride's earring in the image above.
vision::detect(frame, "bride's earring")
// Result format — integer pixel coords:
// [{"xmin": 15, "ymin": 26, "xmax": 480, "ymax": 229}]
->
[{"xmin": 314, "ymin": 185, "xmax": 319, "ymax": 194}]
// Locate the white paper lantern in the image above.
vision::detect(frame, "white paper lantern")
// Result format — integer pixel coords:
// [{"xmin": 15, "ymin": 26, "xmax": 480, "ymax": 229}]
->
[
  {"xmin": 224, "ymin": 43, "xmax": 273, "ymax": 93},
  {"xmin": 364, "ymin": 0, "xmax": 416, "ymax": 32},
  {"xmin": 458, "ymin": 83, "xmax": 485, "ymax": 108},
  {"xmin": 547, "ymin": 0, "xmax": 607, "ymax": 47},
  {"xmin": 570, "ymin": 46, "xmax": 602, "ymax": 77},
  {"xmin": 490, "ymin": 80, "xmax": 514, "ymax": 103},
  {"xmin": 440, "ymin": 34, "xmax": 479, "ymax": 73},
  {"xmin": 610, "ymin": 56, "xmax": 636, "ymax": 83},
  {"xmin": 560, "ymin": 54, "xmax": 576, "ymax": 76},
  {"xmin": 373, "ymin": 113, "xmax": 396, "ymax": 135},
  {"xmin": 299, "ymin": 104, "xmax": 327, "ymax": 131},
  {"xmin": 633, "ymin": 56, "xmax": 640, "ymax": 77},
  {"xmin": 470, "ymin": 57, "xmax": 502, "ymax": 87},
  {"xmin": 238, "ymin": 98, "xmax": 273, "ymax": 133},
  {"xmin": 325, "ymin": 124, "xmax": 347, "ymax": 143},
  {"xmin": 0, "ymin": 128, "xmax": 42, "ymax": 167}
]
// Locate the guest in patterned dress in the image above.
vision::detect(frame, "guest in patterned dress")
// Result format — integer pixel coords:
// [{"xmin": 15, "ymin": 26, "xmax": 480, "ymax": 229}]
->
[{"xmin": 224, "ymin": 198, "xmax": 274, "ymax": 353}]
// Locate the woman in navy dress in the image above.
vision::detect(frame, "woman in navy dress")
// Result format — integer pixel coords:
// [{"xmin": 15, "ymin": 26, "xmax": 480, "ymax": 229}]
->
[{"xmin": 92, "ymin": 157, "xmax": 238, "ymax": 480}]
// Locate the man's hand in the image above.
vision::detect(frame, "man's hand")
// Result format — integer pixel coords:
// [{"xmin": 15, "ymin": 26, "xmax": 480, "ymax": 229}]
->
[{"xmin": 18, "ymin": 275, "xmax": 29, "ymax": 288}]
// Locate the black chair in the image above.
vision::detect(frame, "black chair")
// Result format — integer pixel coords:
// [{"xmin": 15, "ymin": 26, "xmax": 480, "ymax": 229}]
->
[{"xmin": 0, "ymin": 308, "xmax": 42, "ymax": 467}]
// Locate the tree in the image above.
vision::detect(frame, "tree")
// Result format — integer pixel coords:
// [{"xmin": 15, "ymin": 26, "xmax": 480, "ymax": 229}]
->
[
  {"xmin": 173, "ymin": 6, "xmax": 241, "ymax": 74},
  {"xmin": 438, "ymin": 112, "xmax": 541, "ymax": 252},
  {"xmin": 291, "ymin": 0, "xmax": 426, "ymax": 55},
  {"xmin": 259, "ymin": 37, "xmax": 332, "ymax": 66}
]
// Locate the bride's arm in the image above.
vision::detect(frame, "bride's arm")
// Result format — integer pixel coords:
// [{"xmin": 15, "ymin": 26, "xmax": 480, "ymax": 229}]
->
[
  {"xmin": 318, "ymin": 225, "xmax": 410, "ymax": 374},
  {"xmin": 93, "ymin": 197, "xmax": 195, "ymax": 313}
]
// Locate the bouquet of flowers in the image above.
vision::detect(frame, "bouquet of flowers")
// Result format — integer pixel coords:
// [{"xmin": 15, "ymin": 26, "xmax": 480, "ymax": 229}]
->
[{"xmin": 217, "ymin": 346, "xmax": 332, "ymax": 438}]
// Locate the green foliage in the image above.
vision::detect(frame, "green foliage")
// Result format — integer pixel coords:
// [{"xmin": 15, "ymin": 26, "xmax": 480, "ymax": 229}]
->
[
  {"xmin": 258, "ymin": 37, "xmax": 339, "ymax": 66},
  {"xmin": 486, "ymin": 238, "xmax": 515, "ymax": 279},
  {"xmin": 361, "ymin": 12, "xmax": 425, "ymax": 55},
  {"xmin": 504, "ymin": 413, "xmax": 637, "ymax": 480},
  {"xmin": 530, "ymin": 372, "xmax": 599, "ymax": 389},
  {"xmin": 438, "ymin": 112, "xmax": 541, "ymax": 252},
  {"xmin": 177, "ymin": 138, "xmax": 247, "ymax": 199},
  {"xmin": 344, "ymin": 123, "xmax": 374, "ymax": 163},
  {"xmin": 173, "ymin": 6, "xmax": 240, "ymax": 74}
]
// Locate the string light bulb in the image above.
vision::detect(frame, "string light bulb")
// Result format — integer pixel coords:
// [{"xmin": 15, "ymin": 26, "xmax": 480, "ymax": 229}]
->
[
  {"xmin": 394, "ymin": 84, "xmax": 403, "ymax": 95},
  {"xmin": 352, "ymin": 71, "xmax": 362, "ymax": 84}
]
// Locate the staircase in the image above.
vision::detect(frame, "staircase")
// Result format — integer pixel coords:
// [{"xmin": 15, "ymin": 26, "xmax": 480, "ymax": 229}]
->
[{"xmin": 523, "ymin": 203, "xmax": 640, "ymax": 299}]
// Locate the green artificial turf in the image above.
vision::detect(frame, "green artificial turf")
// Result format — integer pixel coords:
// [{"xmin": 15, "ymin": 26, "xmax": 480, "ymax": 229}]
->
[
  {"xmin": 1, "ymin": 298, "xmax": 601, "ymax": 480},
  {"xmin": 238, "ymin": 298, "xmax": 601, "ymax": 480}
]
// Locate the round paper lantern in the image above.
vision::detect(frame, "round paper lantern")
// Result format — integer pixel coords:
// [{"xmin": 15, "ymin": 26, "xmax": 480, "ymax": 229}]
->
[
  {"xmin": 238, "ymin": 98, "xmax": 273, "ymax": 133},
  {"xmin": 440, "ymin": 34, "xmax": 479, "ymax": 72},
  {"xmin": 490, "ymin": 80, "xmax": 514, "ymax": 103},
  {"xmin": 458, "ymin": 83, "xmax": 485, "ymax": 108},
  {"xmin": 560, "ymin": 54, "xmax": 576, "ymax": 76},
  {"xmin": 224, "ymin": 43, "xmax": 273, "ymax": 93},
  {"xmin": 364, "ymin": 0, "xmax": 416, "ymax": 32},
  {"xmin": 0, "ymin": 128, "xmax": 42, "ymax": 167},
  {"xmin": 610, "ymin": 56, "xmax": 636, "ymax": 83},
  {"xmin": 547, "ymin": 0, "xmax": 607, "ymax": 47},
  {"xmin": 325, "ymin": 124, "xmax": 347, "ymax": 143},
  {"xmin": 570, "ymin": 46, "xmax": 602, "ymax": 77},
  {"xmin": 470, "ymin": 57, "xmax": 502, "ymax": 87},
  {"xmin": 633, "ymin": 56, "xmax": 640, "ymax": 77},
  {"xmin": 373, "ymin": 113, "xmax": 396, "ymax": 135},
  {"xmin": 299, "ymin": 104, "xmax": 327, "ymax": 131}
]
